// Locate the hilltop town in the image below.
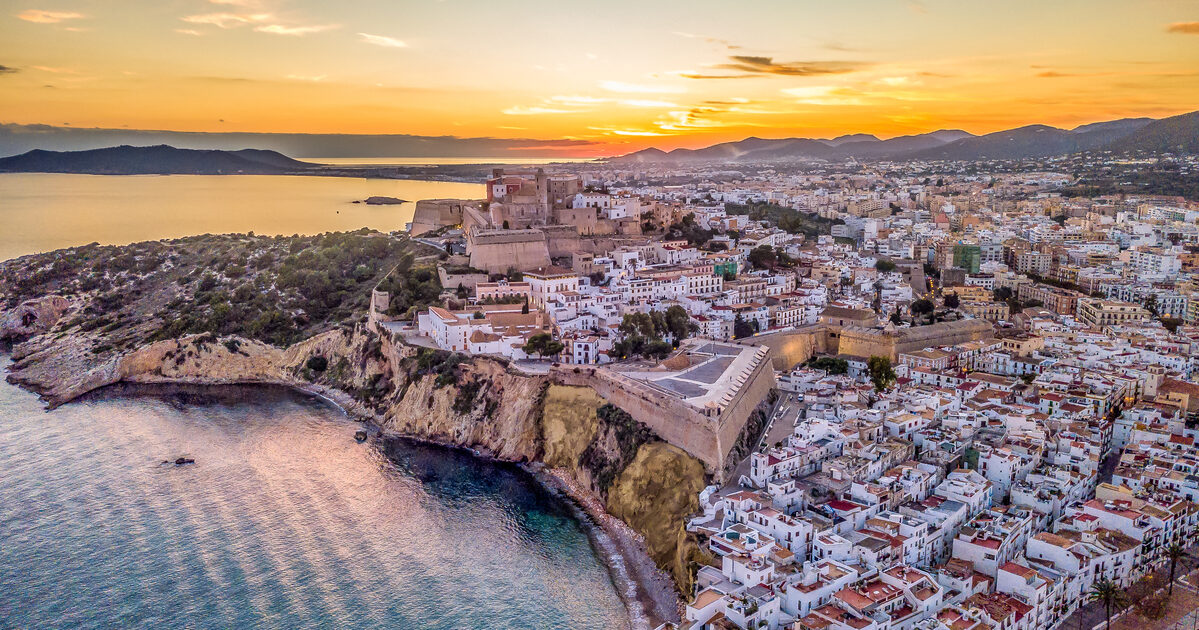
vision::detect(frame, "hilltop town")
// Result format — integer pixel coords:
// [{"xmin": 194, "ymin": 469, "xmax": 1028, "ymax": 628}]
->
[{"xmin": 399, "ymin": 154, "xmax": 1199, "ymax": 630}]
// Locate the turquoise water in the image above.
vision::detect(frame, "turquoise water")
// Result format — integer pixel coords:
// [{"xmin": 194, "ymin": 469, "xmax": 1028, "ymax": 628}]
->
[{"xmin": 0, "ymin": 366, "xmax": 628, "ymax": 629}]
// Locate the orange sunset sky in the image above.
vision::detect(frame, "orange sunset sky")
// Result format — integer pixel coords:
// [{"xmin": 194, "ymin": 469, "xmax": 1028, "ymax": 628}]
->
[{"xmin": 3, "ymin": 0, "xmax": 1199, "ymax": 156}]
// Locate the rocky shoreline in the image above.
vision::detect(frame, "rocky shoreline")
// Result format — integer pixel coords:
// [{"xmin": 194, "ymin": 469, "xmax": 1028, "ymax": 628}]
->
[{"xmin": 0, "ymin": 343, "xmax": 682, "ymax": 629}]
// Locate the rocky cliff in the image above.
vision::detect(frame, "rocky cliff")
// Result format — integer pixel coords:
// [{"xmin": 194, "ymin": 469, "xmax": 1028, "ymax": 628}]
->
[{"xmin": 3, "ymin": 315, "xmax": 709, "ymax": 618}]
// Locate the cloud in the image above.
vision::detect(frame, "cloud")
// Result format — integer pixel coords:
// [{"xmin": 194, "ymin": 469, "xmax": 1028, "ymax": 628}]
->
[
  {"xmin": 655, "ymin": 107, "xmax": 744, "ymax": 132},
  {"xmin": 0, "ymin": 65, "xmax": 17, "ymax": 75},
  {"xmin": 358, "ymin": 32, "xmax": 406, "ymax": 47},
  {"xmin": 254, "ymin": 23, "xmax": 339, "ymax": 35},
  {"xmin": 588, "ymin": 126, "xmax": 669, "ymax": 137},
  {"xmin": 671, "ymin": 31, "xmax": 740, "ymax": 50},
  {"xmin": 181, "ymin": 12, "xmax": 271, "ymax": 28},
  {"xmin": 286, "ymin": 74, "xmax": 326, "ymax": 82},
  {"xmin": 181, "ymin": 12, "xmax": 336, "ymax": 36},
  {"xmin": 677, "ymin": 72, "xmax": 756, "ymax": 80},
  {"xmin": 619, "ymin": 99, "xmax": 681, "ymax": 108},
  {"xmin": 781, "ymin": 86, "xmax": 865, "ymax": 106},
  {"xmin": 501, "ymin": 105, "xmax": 576, "ymax": 115},
  {"xmin": 600, "ymin": 80, "xmax": 685, "ymax": 94},
  {"xmin": 175, "ymin": 28, "xmax": 204, "ymax": 36},
  {"xmin": 16, "ymin": 9, "xmax": 84, "ymax": 23},
  {"xmin": 712, "ymin": 55, "xmax": 869, "ymax": 77},
  {"xmin": 1166, "ymin": 22, "xmax": 1199, "ymax": 34},
  {"xmin": 549, "ymin": 95, "xmax": 610, "ymax": 105},
  {"xmin": 1036, "ymin": 71, "xmax": 1076, "ymax": 78}
]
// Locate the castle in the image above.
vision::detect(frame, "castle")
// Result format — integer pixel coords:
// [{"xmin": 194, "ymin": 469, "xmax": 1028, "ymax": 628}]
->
[{"xmin": 411, "ymin": 168, "xmax": 645, "ymax": 274}]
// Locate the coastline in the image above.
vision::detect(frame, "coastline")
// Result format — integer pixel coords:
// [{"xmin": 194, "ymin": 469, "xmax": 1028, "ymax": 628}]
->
[
  {"xmin": 535, "ymin": 466, "xmax": 683, "ymax": 629},
  {"xmin": 2, "ymin": 359, "xmax": 679, "ymax": 630},
  {"xmin": 288, "ymin": 379, "xmax": 682, "ymax": 629}
]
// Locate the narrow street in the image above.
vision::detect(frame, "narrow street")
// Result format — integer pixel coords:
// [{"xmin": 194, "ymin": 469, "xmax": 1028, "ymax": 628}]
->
[{"xmin": 725, "ymin": 391, "xmax": 803, "ymax": 490}]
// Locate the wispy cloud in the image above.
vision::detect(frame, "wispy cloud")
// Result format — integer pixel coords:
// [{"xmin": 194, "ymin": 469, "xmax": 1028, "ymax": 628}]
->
[
  {"xmin": 181, "ymin": 12, "xmax": 337, "ymax": 36},
  {"xmin": 588, "ymin": 126, "xmax": 669, "ymax": 137},
  {"xmin": 671, "ymin": 31, "xmax": 740, "ymax": 50},
  {"xmin": 254, "ymin": 23, "xmax": 338, "ymax": 35},
  {"xmin": 0, "ymin": 65, "xmax": 18, "ymax": 75},
  {"xmin": 1166, "ymin": 22, "xmax": 1199, "ymax": 34},
  {"xmin": 549, "ymin": 95, "xmax": 609, "ymax": 105},
  {"xmin": 16, "ymin": 9, "xmax": 84, "ymax": 23},
  {"xmin": 619, "ymin": 99, "xmax": 681, "ymax": 108},
  {"xmin": 713, "ymin": 56, "xmax": 870, "ymax": 77},
  {"xmin": 286, "ymin": 74, "xmax": 326, "ymax": 81},
  {"xmin": 600, "ymin": 80, "xmax": 685, "ymax": 94},
  {"xmin": 181, "ymin": 12, "xmax": 271, "ymax": 28},
  {"xmin": 175, "ymin": 28, "xmax": 205, "ymax": 36},
  {"xmin": 358, "ymin": 32, "xmax": 406, "ymax": 48},
  {"xmin": 677, "ymin": 72, "xmax": 756, "ymax": 80},
  {"xmin": 781, "ymin": 86, "xmax": 865, "ymax": 106},
  {"xmin": 501, "ymin": 105, "xmax": 576, "ymax": 115}
]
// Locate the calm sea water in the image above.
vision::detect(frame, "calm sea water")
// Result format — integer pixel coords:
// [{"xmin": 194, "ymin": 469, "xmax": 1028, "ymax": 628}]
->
[
  {"xmin": 310, "ymin": 157, "xmax": 598, "ymax": 165},
  {"xmin": 0, "ymin": 363, "xmax": 628, "ymax": 629},
  {"xmin": 0, "ymin": 173, "xmax": 482, "ymax": 261}
]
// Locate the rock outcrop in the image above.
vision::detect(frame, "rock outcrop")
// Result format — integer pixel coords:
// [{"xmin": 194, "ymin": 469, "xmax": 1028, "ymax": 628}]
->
[
  {"xmin": 0, "ymin": 296, "xmax": 71, "ymax": 341},
  {"xmin": 3, "ymin": 321, "xmax": 709, "ymax": 611}
]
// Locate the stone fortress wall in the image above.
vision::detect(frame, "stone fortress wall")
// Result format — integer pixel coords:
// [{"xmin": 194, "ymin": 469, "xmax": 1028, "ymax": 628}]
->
[
  {"xmin": 549, "ymin": 344, "xmax": 777, "ymax": 481},
  {"xmin": 749, "ymin": 318, "xmax": 996, "ymax": 371},
  {"xmin": 409, "ymin": 199, "xmax": 481, "ymax": 236},
  {"xmin": 466, "ymin": 229, "xmax": 552, "ymax": 273}
]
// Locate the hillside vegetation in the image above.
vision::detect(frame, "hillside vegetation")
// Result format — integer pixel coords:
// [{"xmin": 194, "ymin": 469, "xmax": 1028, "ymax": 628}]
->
[{"xmin": 0, "ymin": 230, "xmax": 441, "ymax": 354}]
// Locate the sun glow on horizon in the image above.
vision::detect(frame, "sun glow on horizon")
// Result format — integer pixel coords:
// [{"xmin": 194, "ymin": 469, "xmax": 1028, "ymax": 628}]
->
[{"xmin": 2, "ymin": 0, "xmax": 1198, "ymax": 156}]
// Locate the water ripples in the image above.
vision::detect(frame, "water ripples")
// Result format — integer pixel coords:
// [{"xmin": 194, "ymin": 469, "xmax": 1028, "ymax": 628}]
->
[{"xmin": 0, "ymin": 374, "xmax": 627, "ymax": 629}]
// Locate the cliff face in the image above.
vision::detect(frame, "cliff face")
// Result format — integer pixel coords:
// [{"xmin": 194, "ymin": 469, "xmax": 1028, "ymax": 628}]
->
[
  {"xmin": 540, "ymin": 384, "xmax": 708, "ymax": 594},
  {"xmin": 4, "ymin": 321, "xmax": 708, "ymax": 598}
]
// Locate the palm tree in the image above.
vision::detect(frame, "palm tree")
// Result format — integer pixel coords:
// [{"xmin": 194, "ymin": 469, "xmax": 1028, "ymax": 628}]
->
[
  {"xmin": 1166, "ymin": 544, "xmax": 1187, "ymax": 597},
  {"xmin": 1088, "ymin": 579, "xmax": 1127, "ymax": 629}
]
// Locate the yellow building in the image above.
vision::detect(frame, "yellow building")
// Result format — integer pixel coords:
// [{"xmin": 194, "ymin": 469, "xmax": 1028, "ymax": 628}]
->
[{"xmin": 1075, "ymin": 299, "xmax": 1150, "ymax": 329}]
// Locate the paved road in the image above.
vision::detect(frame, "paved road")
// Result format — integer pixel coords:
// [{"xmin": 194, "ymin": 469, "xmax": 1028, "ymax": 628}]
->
[
  {"xmin": 724, "ymin": 392, "xmax": 802, "ymax": 489},
  {"xmin": 1062, "ymin": 555, "xmax": 1199, "ymax": 630}
]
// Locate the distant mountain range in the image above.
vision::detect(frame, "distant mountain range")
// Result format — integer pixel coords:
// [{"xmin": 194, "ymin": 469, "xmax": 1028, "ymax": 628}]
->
[
  {"xmin": 610, "ymin": 110, "xmax": 1199, "ymax": 163},
  {"xmin": 0, "ymin": 145, "xmax": 320, "ymax": 175}
]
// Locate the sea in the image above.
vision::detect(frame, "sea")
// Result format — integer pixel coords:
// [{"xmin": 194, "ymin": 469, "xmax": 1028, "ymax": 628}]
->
[
  {"xmin": 0, "ymin": 361, "xmax": 629, "ymax": 629},
  {"xmin": 0, "ymin": 173, "xmax": 481, "ymax": 262}
]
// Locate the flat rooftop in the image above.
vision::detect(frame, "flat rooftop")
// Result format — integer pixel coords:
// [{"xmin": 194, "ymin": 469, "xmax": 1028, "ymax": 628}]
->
[{"xmin": 616, "ymin": 340, "xmax": 770, "ymax": 411}]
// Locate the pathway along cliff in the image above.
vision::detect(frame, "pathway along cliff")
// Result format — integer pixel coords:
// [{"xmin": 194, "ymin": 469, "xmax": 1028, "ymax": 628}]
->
[{"xmin": 3, "ymin": 314, "xmax": 709, "ymax": 627}]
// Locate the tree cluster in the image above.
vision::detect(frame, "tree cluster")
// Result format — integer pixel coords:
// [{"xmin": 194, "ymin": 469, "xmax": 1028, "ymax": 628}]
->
[{"xmin": 613, "ymin": 305, "xmax": 696, "ymax": 359}]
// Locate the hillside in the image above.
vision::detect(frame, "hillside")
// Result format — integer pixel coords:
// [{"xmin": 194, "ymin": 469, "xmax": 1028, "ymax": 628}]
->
[
  {"xmin": 0, "ymin": 232, "xmax": 709, "ymax": 624},
  {"xmin": 0, "ymin": 230, "xmax": 441, "ymax": 351},
  {"xmin": 1106, "ymin": 111, "xmax": 1199, "ymax": 154},
  {"xmin": 0, "ymin": 144, "xmax": 320, "ymax": 175},
  {"xmin": 611, "ymin": 112, "xmax": 1193, "ymax": 163}
]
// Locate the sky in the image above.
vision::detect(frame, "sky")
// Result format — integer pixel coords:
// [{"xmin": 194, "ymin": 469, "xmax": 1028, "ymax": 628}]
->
[{"xmin": 2, "ymin": 0, "xmax": 1199, "ymax": 156}]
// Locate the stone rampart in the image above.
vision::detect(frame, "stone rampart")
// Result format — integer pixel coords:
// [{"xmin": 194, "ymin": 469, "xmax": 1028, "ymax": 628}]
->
[
  {"xmin": 467, "ymin": 229, "xmax": 551, "ymax": 273},
  {"xmin": 409, "ymin": 199, "xmax": 480, "ymax": 235},
  {"xmin": 549, "ymin": 346, "xmax": 776, "ymax": 482}
]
